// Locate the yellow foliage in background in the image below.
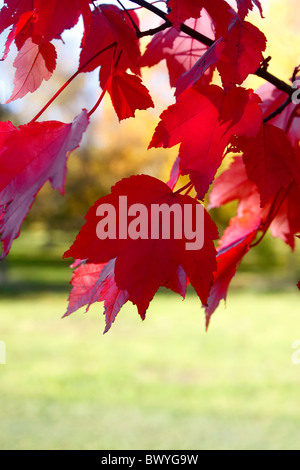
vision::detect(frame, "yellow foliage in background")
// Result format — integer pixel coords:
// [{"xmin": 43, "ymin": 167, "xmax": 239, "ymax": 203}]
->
[{"xmin": 245, "ymin": 0, "xmax": 300, "ymax": 90}]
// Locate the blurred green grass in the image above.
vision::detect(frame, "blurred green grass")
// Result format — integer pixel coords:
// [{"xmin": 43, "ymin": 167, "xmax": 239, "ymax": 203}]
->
[{"xmin": 0, "ymin": 231, "xmax": 299, "ymax": 450}]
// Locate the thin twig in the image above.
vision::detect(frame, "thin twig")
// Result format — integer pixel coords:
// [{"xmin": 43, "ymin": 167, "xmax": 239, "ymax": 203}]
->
[
  {"xmin": 255, "ymin": 68, "xmax": 293, "ymax": 97},
  {"xmin": 129, "ymin": 0, "xmax": 168, "ymax": 22},
  {"xmin": 137, "ymin": 22, "xmax": 171, "ymax": 38},
  {"xmin": 89, "ymin": 49, "xmax": 124, "ymax": 117},
  {"xmin": 30, "ymin": 42, "xmax": 117, "ymax": 123},
  {"xmin": 88, "ymin": 85, "xmax": 108, "ymax": 117},
  {"xmin": 264, "ymin": 96, "xmax": 292, "ymax": 123},
  {"xmin": 116, "ymin": 0, "xmax": 140, "ymax": 34},
  {"xmin": 174, "ymin": 181, "xmax": 194, "ymax": 195},
  {"xmin": 264, "ymin": 66, "xmax": 300, "ymax": 123}
]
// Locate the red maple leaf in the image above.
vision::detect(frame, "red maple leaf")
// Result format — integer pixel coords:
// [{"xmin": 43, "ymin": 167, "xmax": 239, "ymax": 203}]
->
[
  {"xmin": 0, "ymin": 0, "xmax": 92, "ymax": 51},
  {"xmin": 175, "ymin": 19, "xmax": 266, "ymax": 94},
  {"xmin": 205, "ymin": 230, "xmax": 258, "ymax": 327},
  {"xmin": 257, "ymin": 82, "xmax": 300, "ymax": 147},
  {"xmin": 206, "ymin": 155, "xmax": 263, "ymax": 323},
  {"xmin": 0, "ymin": 1, "xmax": 33, "ymax": 39},
  {"xmin": 32, "ymin": 0, "xmax": 86, "ymax": 43},
  {"xmin": 107, "ymin": 71, "xmax": 154, "ymax": 121},
  {"xmin": 140, "ymin": 15, "xmax": 216, "ymax": 89},
  {"xmin": 208, "ymin": 157, "xmax": 263, "ymax": 251},
  {"xmin": 0, "ymin": 0, "xmax": 94, "ymax": 102},
  {"xmin": 0, "ymin": 110, "xmax": 89, "ymax": 258},
  {"xmin": 206, "ymin": 138, "xmax": 300, "ymax": 323},
  {"xmin": 167, "ymin": 0, "xmax": 234, "ymax": 36},
  {"xmin": 208, "ymin": 156, "xmax": 265, "ymax": 235},
  {"xmin": 217, "ymin": 19, "xmax": 267, "ymax": 90},
  {"xmin": 175, "ymin": 37, "xmax": 224, "ymax": 96},
  {"xmin": 65, "ymin": 259, "xmax": 130, "ymax": 334},
  {"xmin": 208, "ymin": 149, "xmax": 300, "ymax": 319},
  {"xmin": 235, "ymin": 0, "xmax": 263, "ymax": 19},
  {"xmin": 149, "ymin": 84, "xmax": 262, "ymax": 198},
  {"xmin": 235, "ymin": 123, "xmax": 298, "ymax": 206},
  {"xmin": 209, "ymin": 154, "xmax": 300, "ymax": 251},
  {"xmin": 208, "ymin": 155, "xmax": 258, "ymax": 209},
  {"xmin": 64, "ymin": 175, "xmax": 219, "ymax": 323},
  {"xmin": 7, "ymin": 38, "xmax": 57, "ymax": 102},
  {"xmin": 1, "ymin": 10, "xmax": 37, "ymax": 61},
  {"xmin": 269, "ymin": 182, "xmax": 300, "ymax": 250},
  {"xmin": 79, "ymin": 4, "xmax": 141, "ymax": 88}
]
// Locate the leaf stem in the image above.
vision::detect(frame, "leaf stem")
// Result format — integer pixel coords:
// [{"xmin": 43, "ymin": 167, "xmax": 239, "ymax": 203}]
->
[
  {"xmin": 174, "ymin": 181, "xmax": 194, "ymax": 195},
  {"xmin": 88, "ymin": 84, "xmax": 108, "ymax": 117},
  {"xmin": 30, "ymin": 42, "xmax": 117, "ymax": 123}
]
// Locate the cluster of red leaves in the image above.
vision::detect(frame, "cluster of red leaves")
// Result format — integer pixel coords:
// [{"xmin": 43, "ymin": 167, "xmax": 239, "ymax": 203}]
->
[{"xmin": 0, "ymin": 0, "xmax": 299, "ymax": 333}]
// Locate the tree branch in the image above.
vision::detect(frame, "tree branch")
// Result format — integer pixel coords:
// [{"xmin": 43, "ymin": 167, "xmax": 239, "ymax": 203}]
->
[
  {"xmin": 255, "ymin": 69, "xmax": 293, "ymax": 96},
  {"xmin": 128, "ymin": 0, "xmax": 169, "ymax": 22},
  {"xmin": 137, "ymin": 22, "xmax": 171, "ymax": 38},
  {"xmin": 263, "ymin": 96, "xmax": 292, "ymax": 123}
]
